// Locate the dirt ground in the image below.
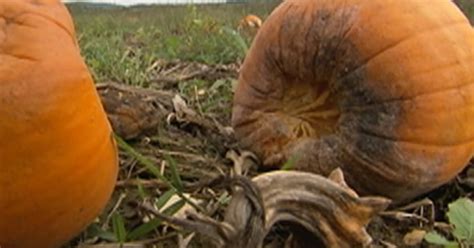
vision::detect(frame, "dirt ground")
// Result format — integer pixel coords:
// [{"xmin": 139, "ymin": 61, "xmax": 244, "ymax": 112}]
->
[{"xmin": 65, "ymin": 60, "xmax": 474, "ymax": 248}]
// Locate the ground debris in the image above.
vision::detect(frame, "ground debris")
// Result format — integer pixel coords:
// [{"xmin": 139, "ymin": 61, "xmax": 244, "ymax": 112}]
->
[
  {"xmin": 90, "ymin": 79, "xmax": 473, "ymax": 248},
  {"xmin": 97, "ymin": 82, "xmax": 174, "ymax": 139},
  {"xmin": 403, "ymin": 229, "xmax": 426, "ymax": 247},
  {"xmin": 148, "ymin": 60, "xmax": 239, "ymax": 88}
]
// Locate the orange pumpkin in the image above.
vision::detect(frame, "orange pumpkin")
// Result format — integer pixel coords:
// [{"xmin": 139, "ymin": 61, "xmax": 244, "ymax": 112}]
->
[
  {"xmin": 0, "ymin": 1, "xmax": 118, "ymax": 247},
  {"xmin": 232, "ymin": 0, "xmax": 474, "ymax": 203},
  {"xmin": 238, "ymin": 14, "xmax": 263, "ymax": 30}
]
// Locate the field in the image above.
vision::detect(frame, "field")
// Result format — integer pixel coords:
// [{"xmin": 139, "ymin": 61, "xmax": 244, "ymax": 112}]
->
[{"xmin": 64, "ymin": 1, "xmax": 474, "ymax": 248}]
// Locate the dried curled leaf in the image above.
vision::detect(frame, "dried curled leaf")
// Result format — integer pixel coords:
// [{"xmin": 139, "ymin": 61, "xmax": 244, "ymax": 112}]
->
[{"xmin": 158, "ymin": 169, "xmax": 390, "ymax": 248}]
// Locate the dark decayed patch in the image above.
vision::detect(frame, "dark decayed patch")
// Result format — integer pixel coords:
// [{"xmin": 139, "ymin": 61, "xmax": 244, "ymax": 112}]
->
[{"xmin": 254, "ymin": 1, "xmax": 406, "ymax": 200}]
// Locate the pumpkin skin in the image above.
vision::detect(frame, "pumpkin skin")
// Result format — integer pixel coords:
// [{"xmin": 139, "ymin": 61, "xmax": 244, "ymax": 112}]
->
[
  {"xmin": 0, "ymin": 1, "xmax": 118, "ymax": 247},
  {"xmin": 232, "ymin": 0, "xmax": 474, "ymax": 203}
]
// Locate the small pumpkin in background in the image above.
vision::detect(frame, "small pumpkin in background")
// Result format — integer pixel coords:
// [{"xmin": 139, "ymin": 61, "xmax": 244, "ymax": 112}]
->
[
  {"xmin": 0, "ymin": 1, "xmax": 118, "ymax": 247},
  {"xmin": 238, "ymin": 14, "xmax": 263, "ymax": 30},
  {"xmin": 232, "ymin": 0, "xmax": 474, "ymax": 203}
]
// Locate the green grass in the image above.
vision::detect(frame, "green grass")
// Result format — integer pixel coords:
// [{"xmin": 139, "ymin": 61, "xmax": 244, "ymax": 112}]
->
[
  {"xmin": 455, "ymin": 0, "xmax": 474, "ymax": 23},
  {"xmin": 67, "ymin": 2, "xmax": 279, "ymax": 85}
]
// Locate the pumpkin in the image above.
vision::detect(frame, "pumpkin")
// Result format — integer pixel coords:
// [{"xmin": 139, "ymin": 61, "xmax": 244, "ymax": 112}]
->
[
  {"xmin": 0, "ymin": 1, "xmax": 118, "ymax": 247},
  {"xmin": 232, "ymin": 0, "xmax": 474, "ymax": 203},
  {"xmin": 238, "ymin": 14, "xmax": 263, "ymax": 30}
]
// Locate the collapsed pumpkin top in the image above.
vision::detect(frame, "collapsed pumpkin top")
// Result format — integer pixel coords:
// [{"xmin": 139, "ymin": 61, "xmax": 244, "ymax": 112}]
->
[{"xmin": 0, "ymin": 0, "xmax": 77, "ymax": 62}]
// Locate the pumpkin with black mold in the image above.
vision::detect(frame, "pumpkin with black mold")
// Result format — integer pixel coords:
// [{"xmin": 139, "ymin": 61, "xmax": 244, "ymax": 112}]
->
[
  {"xmin": 0, "ymin": 1, "xmax": 118, "ymax": 247},
  {"xmin": 232, "ymin": 0, "xmax": 474, "ymax": 203}
]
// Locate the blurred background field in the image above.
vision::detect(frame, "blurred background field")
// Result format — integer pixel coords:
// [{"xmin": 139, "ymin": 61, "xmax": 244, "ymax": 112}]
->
[
  {"xmin": 456, "ymin": 0, "xmax": 474, "ymax": 23},
  {"xmin": 68, "ymin": 1, "xmax": 279, "ymax": 85},
  {"xmin": 68, "ymin": 0, "xmax": 474, "ymax": 86}
]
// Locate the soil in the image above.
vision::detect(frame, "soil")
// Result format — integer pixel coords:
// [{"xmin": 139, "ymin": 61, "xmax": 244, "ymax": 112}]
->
[{"xmin": 72, "ymin": 61, "xmax": 473, "ymax": 248}]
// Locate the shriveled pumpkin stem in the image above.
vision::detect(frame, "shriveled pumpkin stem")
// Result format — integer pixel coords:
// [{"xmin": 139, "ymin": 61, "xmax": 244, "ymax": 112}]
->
[{"xmin": 148, "ymin": 169, "xmax": 390, "ymax": 247}]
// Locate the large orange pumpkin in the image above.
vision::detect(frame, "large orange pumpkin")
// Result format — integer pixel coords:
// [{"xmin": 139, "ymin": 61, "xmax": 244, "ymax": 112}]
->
[
  {"xmin": 232, "ymin": 0, "xmax": 474, "ymax": 203},
  {"xmin": 0, "ymin": 1, "xmax": 118, "ymax": 247}
]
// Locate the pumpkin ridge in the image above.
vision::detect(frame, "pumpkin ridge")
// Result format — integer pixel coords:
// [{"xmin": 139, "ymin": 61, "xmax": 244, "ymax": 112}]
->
[
  {"xmin": 8, "ymin": 1, "xmax": 75, "ymax": 38},
  {"xmin": 355, "ymin": 128, "xmax": 474, "ymax": 148},
  {"xmin": 342, "ymin": 81, "xmax": 473, "ymax": 110},
  {"xmin": 274, "ymin": 4, "xmax": 294, "ymax": 76},
  {"xmin": 14, "ymin": 10, "xmax": 75, "ymax": 45},
  {"xmin": 339, "ymin": 142, "xmax": 397, "ymax": 178},
  {"xmin": 308, "ymin": 7, "xmax": 359, "ymax": 74},
  {"xmin": 337, "ymin": 142, "xmax": 427, "ymax": 198},
  {"xmin": 337, "ymin": 20, "xmax": 469, "ymax": 84},
  {"xmin": 0, "ymin": 52, "xmax": 37, "ymax": 62},
  {"xmin": 408, "ymin": 53, "xmax": 474, "ymax": 76},
  {"xmin": 232, "ymin": 115, "xmax": 260, "ymax": 129},
  {"xmin": 238, "ymin": 75, "xmax": 273, "ymax": 100}
]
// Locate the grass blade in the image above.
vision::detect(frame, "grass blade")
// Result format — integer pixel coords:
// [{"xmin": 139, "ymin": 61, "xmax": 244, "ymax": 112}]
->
[
  {"xmin": 156, "ymin": 189, "xmax": 177, "ymax": 210},
  {"xmin": 162, "ymin": 199, "xmax": 186, "ymax": 215},
  {"xmin": 127, "ymin": 218, "xmax": 163, "ymax": 241},
  {"xmin": 164, "ymin": 154, "xmax": 184, "ymax": 191},
  {"xmin": 112, "ymin": 213, "xmax": 127, "ymax": 244}
]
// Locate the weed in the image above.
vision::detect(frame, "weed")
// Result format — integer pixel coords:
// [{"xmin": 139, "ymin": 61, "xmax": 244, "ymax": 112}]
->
[{"xmin": 425, "ymin": 198, "xmax": 474, "ymax": 248}]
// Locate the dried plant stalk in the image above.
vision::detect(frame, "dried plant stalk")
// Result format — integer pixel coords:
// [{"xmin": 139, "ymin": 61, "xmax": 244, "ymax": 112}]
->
[{"xmin": 148, "ymin": 169, "xmax": 390, "ymax": 248}]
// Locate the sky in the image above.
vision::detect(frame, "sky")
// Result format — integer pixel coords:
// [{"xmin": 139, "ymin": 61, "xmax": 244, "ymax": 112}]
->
[{"xmin": 62, "ymin": 0, "xmax": 227, "ymax": 6}]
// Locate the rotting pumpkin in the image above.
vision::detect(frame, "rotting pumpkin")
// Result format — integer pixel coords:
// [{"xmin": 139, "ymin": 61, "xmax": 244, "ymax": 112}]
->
[
  {"xmin": 0, "ymin": 1, "xmax": 118, "ymax": 247},
  {"xmin": 232, "ymin": 0, "xmax": 474, "ymax": 203}
]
